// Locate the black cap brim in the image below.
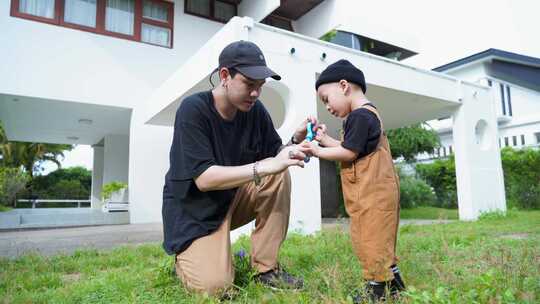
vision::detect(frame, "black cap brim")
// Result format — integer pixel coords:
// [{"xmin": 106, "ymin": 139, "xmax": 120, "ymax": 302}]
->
[{"xmin": 236, "ymin": 65, "xmax": 281, "ymax": 81}]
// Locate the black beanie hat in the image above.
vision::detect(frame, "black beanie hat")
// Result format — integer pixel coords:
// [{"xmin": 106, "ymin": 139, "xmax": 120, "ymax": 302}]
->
[{"xmin": 315, "ymin": 59, "xmax": 366, "ymax": 93}]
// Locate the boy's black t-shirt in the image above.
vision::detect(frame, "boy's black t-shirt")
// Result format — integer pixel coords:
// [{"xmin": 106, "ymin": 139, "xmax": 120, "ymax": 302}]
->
[
  {"xmin": 162, "ymin": 91, "xmax": 282, "ymax": 255},
  {"xmin": 341, "ymin": 103, "xmax": 382, "ymax": 160}
]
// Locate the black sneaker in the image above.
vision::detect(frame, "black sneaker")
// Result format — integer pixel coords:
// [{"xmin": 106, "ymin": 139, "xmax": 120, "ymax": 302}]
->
[
  {"xmin": 254, "ymin": 266, "xmax": 304, "ymax": 291},
  {"xmin": 352, "ymin": 279, "xmax": 404, "ymax": 303}
]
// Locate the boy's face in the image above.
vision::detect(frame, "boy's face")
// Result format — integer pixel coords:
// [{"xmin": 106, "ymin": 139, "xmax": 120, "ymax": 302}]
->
[
  {"xmin": 317, "ymin": 82, "xmax": 350, "ymax": 118},
  {"xmin": 223, "ymin": 69, "xmax": 266, "ymax": 112}
]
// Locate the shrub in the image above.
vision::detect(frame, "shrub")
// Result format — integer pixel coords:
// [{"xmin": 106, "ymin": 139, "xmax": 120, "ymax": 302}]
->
[
  {"xmin": 416, "ymin": 148, "xmax": 540, "ymax": 209},
  {"xmin": 49, "ymin": 179, "xmax": 87, "ymax": 199},
  {"xmin": 399, "ymin": 175, "xmax": 437, "ymax": 208},
  {"xmin": 102, "ymin": 181, "xmax": 128, "ymax": 201},
  {"xmin": 0, "ymin": 167, "xmax": 29, "ymax": 207},
  {"xmin": 415, "ymin": 156, "xmax": 458, "ymax": 208},
  {"xmin": 501, "ymin": 147, "xmax": 540, "ymax": 209}
]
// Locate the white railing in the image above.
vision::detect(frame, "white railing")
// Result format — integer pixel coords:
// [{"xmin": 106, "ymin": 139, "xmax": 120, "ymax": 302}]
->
[{"xmin": 16, "ymin": 199, "xmax": 91, "ymax": 209}]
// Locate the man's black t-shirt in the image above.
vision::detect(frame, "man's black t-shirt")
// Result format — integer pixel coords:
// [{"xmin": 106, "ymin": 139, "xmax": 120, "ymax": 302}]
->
[
  {"xmin": 341, "ymin": 103, "xmax": 381, "ymax": 160},
  {"xmin": 162, "ymin": 91, "xmax": 282, "ymax": 255}
]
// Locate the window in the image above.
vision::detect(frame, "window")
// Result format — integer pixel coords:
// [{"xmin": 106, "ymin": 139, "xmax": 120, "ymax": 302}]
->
[
  {"xmin": 500, "ymin": 83, "xmax": 507, "ymax": 116},
  {"xmin": 65, "ymin": 0, "xmax": 97, "ymax": 28},
  {"xmin": 141, "ymin": 0, "xmax": 172, "ymax": 47},
  {"xmin": 504, "ymin": 137, "xmax": 509, "ymax": 147},
  {"xmin": 19, "ymin": 0, "xmax": 56, "ymax": 19},
  {"xmin": 185, "ymin": 0, "xmax": 237, "ymax": 23},
  {"xmin": 512, "ymin": 135, "xmax": 517, "ymax": 146},
  {"xmin": 535, "ymin": 132, "xmax": 540, "ymax": 144},
  {"xmin": 442, "ymin": 147, "xmax": 447, "ymax": 157},
  {"xmin": 449, "ymin": 145, "xmax": 453, "ymax": 155},
  {"xmin": 506, "ymin": 85, "xmax": 513, "ymax": 116},
  {"xmin": 521, "ymin": 134, "xmax": 525, "ymax": 146},
  {"xmin": 499, "ymin": 83, "xmax": 513, "ymax": 117},
  {"xmin": 11, "ymin": 0, "xmax": 174, "ymax": 48},
  {"xmin": 105, "ymin": 0, "xmax": 135, "ymax": 36}
]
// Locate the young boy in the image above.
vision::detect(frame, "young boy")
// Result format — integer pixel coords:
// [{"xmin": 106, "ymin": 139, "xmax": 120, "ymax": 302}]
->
[{"xmin": 301, "ymin": 59, "xmax": 406, "ymax": 302}]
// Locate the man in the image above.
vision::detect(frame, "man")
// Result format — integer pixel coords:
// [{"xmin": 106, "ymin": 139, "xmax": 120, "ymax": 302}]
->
[{"xmin": 162, "ymin": 40, "xmax": 316, "ymax": 296}]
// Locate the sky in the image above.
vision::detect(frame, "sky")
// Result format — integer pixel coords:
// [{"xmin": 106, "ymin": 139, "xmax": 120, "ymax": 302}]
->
[
  {"xmin": 42, "ymin": 0, "xmax": 540, "ymax": 175},
  {"xmin": 40, "ymin": 145, "xmax": 93, "ymax": 175},
  {"xmin": 386, "ymin": 0, "xmax": 540, "ymax": 69}
]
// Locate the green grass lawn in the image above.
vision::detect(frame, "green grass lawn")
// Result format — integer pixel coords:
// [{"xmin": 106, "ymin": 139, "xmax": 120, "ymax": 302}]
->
[
  {"xmin": 400, "ymin": 206, "xmax": 459, "ymax": 220},
  {"xmin": 1, "ymin": 211, "xmax": 538, "ymax": 303},
  {"xmin": 0, "ymin": 205, "xmax": 12, "ymax": 212}
]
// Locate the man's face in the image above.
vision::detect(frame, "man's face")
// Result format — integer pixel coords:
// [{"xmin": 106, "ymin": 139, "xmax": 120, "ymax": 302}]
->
[
  {"xmin": 226, "ymin": 71, "xmax": 266, "ymax": 112},
  {"xmin": 317, "ymin": 82, "xmax": 350, "ymax": 118}
]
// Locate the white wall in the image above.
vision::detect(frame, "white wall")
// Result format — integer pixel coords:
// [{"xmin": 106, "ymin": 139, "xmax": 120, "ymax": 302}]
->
[
  {"xmin": 499, "ymin": 81, "xmax": 540, "ymax": 121},
  {"xmin": 446, "ymin": 63, "xmax": 487, "ymax": 83},
  {"xmin": 292, "ymin": 0, "xmax": 419, "ymax": 53},
  {"xmin": 103, "ymin": 134, "xmax": 129, "ymax": 185},
  {"xmin": 0, "ymin": 0, "xmax": 223, "ymax": 109},
  {"xmin": 431, "ymin": 68, "xmax": 540, "ymax": 155},
  {"xmin": 128, "ymin": 109, "xmax": 174, "ymax": 223},
  {"xmin": 238, "ymin": 0, "xmax": 279, "ymax": 22}
]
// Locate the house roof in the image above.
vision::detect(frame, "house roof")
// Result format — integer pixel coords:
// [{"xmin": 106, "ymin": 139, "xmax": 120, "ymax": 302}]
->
[
  {"xmin": 433, "ymin": 48, "xmax": 540, "ymax": 72},
  {"xmin": 434, "ymin": 49, "xmax": 540, "ymax": 92}
]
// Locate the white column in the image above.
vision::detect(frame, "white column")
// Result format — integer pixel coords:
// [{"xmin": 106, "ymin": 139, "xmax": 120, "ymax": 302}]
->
[
  {"xmin": 91, "ymin": 144, "xmax": 104, "ymax": 209},
  {"xmin": 103, "ymin": 134, "xmax": 129, "ymax": 185},
  {"xmin": 452, "ymin": 82, "xmax": 506, "ymax": 220},
  {"xmin": 128, "ymin": 108, "xmax": 173, "ymax": 224}
]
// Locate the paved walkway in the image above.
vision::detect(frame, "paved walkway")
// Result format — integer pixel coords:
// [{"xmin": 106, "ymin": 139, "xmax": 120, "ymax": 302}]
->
[
  {"xmin": 321, "ymin": 218, "xmax": 455, "ymax": 231},
  {"xmin": 0, "ymin": 219, "xmax": 455, "ymax": 259},
  {"xmin": 0, "ymin": 223, "xmax": 163, "ymax": 258}
]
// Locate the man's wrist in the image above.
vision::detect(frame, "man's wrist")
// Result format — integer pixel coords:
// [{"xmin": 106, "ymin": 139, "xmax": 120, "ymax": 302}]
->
[{"xmin": 253, "ymin": 161, "xmax": 262, "ymax": 186}]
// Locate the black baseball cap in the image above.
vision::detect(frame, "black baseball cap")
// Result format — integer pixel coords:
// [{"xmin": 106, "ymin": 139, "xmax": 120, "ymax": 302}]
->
[{"xmin": 218, "ymin": 40, "xmax": 281, "ymax": 80}]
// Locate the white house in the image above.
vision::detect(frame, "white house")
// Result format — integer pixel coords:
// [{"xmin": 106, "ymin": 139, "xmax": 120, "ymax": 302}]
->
[
  {"xmin": 424, "ymin": 49, "xmax": 540, "ymax": 159},
  {"xmin": 0, "ymin": 0, "xmax": 506, "ymax": 232}
]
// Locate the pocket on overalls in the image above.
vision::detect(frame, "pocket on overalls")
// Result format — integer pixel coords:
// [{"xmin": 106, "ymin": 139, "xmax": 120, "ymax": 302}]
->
[
  {"xmin": 372, "ymin": 179, "xmax": 399, "ymax": 211},
  {"xmin": 340, "ymin": 161, "xmax": 356, "ymax": 183}
]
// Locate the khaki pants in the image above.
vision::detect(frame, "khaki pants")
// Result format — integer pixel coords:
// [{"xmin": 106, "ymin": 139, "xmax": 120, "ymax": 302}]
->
[{"xmin": 175, "ymin": 170, "xmax": 291, "ymax": 295}]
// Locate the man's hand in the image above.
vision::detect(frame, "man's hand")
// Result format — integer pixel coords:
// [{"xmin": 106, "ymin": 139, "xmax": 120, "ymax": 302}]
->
[{"xmin": 258, "ymin": 145, "xmax": 309, "ymax": 175}]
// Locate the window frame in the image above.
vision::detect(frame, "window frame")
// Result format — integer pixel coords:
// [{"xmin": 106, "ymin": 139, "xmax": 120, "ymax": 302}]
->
[
  {"xmin": 184, "ymin": 0, "xmax": 237, "ymax": 24},
  {"xmin": 10, "ymin": 0, "xmax": 174, "ymax": 48}
]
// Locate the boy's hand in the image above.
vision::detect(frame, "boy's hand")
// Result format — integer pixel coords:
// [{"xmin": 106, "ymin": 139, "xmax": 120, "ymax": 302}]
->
[
  {"xmin": 292, "ymin": 116, "xmax": 319, "ymax": 143},
  {"xmin": 315, "ymin": 123, "xmax": 327, "ymax": 142},
  {"xmin": 300, "ymin": 140, "xmax": 320, "ymax": 158}
]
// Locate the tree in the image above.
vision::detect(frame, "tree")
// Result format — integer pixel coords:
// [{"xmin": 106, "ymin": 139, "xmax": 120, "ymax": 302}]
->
[
  {"xmin": 387, "ymin": 123, "xmax": 440, "ymax": 162},
  {"xmin": 0, "ymin": 123, "xmax": 6, "ymax": 144},
  {"xmin": 31, "ymin": 166, "xmax": 92, "ymax": 199},
  {"xmin": 0, "ymin": 121, "xmax": 73, "ymax": 179},
  {"xmin": 0, "ymin": 167, "xmax": 29, "ymax": 207}
]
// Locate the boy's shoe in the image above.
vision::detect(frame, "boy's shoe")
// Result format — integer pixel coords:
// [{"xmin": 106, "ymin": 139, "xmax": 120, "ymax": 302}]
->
[
  {"xmin": 352, "ymin": 278, "xmax": 406, "ymax": 303},
  {"xmin": 253, "ymin": 266, "xmax": 304, "ymax": 291}
]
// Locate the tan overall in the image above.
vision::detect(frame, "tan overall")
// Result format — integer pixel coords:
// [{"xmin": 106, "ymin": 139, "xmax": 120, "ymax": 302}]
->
[{"xmin": 340, "ymin": 104, "xmax": 400, "ymax": 282}]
